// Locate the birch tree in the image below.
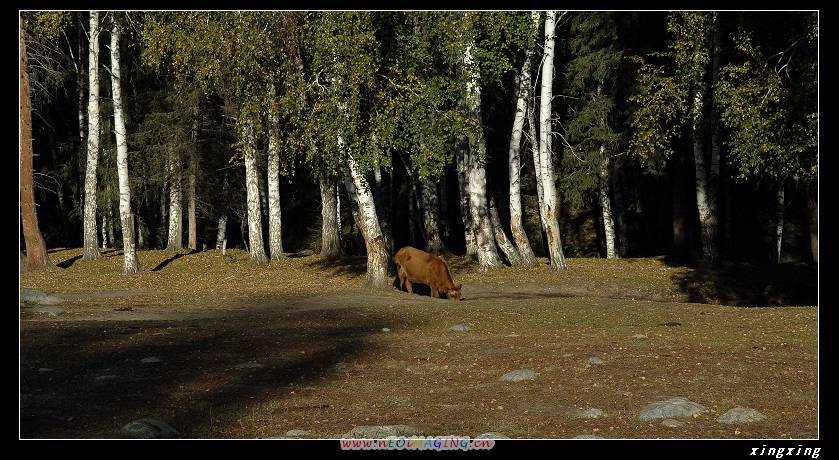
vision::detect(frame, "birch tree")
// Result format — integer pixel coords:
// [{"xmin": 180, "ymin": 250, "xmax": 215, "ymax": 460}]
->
[
  {"xmin": 535, "ymin": 11, "xmax": 567, "ymax": 270},
  {"xmin": 507, "ymin": 11, "xmax": 540, "ymax": 266},
  {"xmin": 109, "ymin": 15, "xmax": 139, "ymax": 274},
  {"xmin": 82, "ymin": 10, "xmax": 102, "ymax": 260},
  {"xmin": 266, "ymin": 82, "xmax": 284, "ymax": 259}
]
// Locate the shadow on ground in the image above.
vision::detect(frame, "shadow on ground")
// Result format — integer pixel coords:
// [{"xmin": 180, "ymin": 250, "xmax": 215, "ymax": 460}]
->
[
  {"xmin": 20, "ymin": 304, "xmax": 402, "ymax": 438},
  {"xmin": 665, "ymin": 257, "xmax": 818, "ymax": 307}
]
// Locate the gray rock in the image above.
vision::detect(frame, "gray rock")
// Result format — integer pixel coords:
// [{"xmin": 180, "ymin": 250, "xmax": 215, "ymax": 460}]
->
[
  {"xmin": 588, "ymin": 357, "xmax": 605, "ymax": 365},
  {"xmin": 140, "ymin": 357, "xmax": 162, "ymax": 364},
  {"xmin": 476, "ymin": 432, "xmax": 509, "ymax": 439},
  {"xmin": 717, "ymin": 407, "xmax": 767, "ymax": 424},
  {"xmin": 499, "ymin": 369, "xmax": 537, "ymax": 382},
  {"xmin": 449, "ymin": 324, "xmax": 471, "ymax": 332},
  {"xmin": 22, "ymin": 289, "xmax": 63, "ymax": 305},
  {"xmin": 284, "ymin": 429, "xmax": 313, "ymax": 437},
  {"xmin": 576, "ymin": 408, "xmax": 604, "ymax": 419},
  {"xmin": 381, "ymin": 328, "xmax": 391, "ymax": 332},
  {"xmin": 639, "ymin": 397, "xmax": 706, "ymax": 421},
  {"xmin": 234, "ymin": 361, "xmax": 264, "ymax": 369},
  {"xmin": 27, "ymin": 306, "xmax": 65, "ymax": 317},
  {"xmin": 662, "ymin": 419, "xmax": 684, "ymax": 428},
  {"xmin": 572, "ymin": 435, "xmax": 605, "ymax": 439},
  {"xmin": 344, "ymin": 425, "xmax": 420, "ymax": 438},
  {"xmin": 121, "ymin": 418, "xmax": 178, "ymax": 439},
  {"xmin": 631, "ymin": 334, "xmax": 648, "ymax": 340},
  {"xmin": 562, "ymin": 353, "xmax": 574, "ymax": 358}
]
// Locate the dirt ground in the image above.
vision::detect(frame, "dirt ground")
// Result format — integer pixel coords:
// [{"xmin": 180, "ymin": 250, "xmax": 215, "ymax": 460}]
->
[{"xmin": 20, "ymin": 248, "xmax": 818, "ymax": 439}]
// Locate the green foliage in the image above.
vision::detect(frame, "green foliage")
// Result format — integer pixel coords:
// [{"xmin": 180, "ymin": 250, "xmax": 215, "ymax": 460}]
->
[
  {"xmin": 562, "ymin": 12, "xmax": 625, "ymax": 208},
  {"xmin": 715, "ymin": 29, "xmax": 817, "ymax": 184},
  {"xmin": 628, "ymin": 12, "xmax": 712, "ymax": 174}
]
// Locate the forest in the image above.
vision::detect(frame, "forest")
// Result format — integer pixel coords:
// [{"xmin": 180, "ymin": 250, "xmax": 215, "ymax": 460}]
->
[
  {"xmin": 20, "ymin": 11, "xmax": 818, "ymax": 283},
  {"xmin": 19, "ymin": 11, "xmax": 819, "ymax": 441}
]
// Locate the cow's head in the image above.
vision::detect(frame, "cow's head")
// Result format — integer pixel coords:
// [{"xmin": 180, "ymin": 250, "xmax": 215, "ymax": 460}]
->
[{"xmin": 448, "ymin": 283, "xmax": 463, "ymax": 302}]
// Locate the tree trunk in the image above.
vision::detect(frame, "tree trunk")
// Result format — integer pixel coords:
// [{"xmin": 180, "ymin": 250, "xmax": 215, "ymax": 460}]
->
[
  {"xmin": 807, "ymin": 183, "xmax": 817, "ymax": 264},
  {"xmin": 709, "ymin": 12, "xmax": 722, "ymax": 259},
  {"xmin": 347, "ymin": 151, "xmax": 390, "ymax": 288},
  {"xmin": 20, "ymin": 33, "xmax": 53, "ymax": 271},
  {"xmin": 439, "ymin": 176, "xmax": 451, "ymax": 245},
  {"xmin": 267, "ymin": 82, "xmax": 284, "ymax": 260},
  {"xmin": 455, "ymin": 134, "xmax": 476, "ymax": 256},
  {"xmin": 775, "ymin": 184, "xmax": 784, "ymax": 263},
  {"xmin": 136, "ymin": 214, "xmax": 145, "ymax": 249},
  {"xmin": 243, "ymin": 119, "xmax": 268, "ymax": 264},
  {"xmin": 463, "ymin": 42, "xmax": 503, "ymax": 271},
  {"xmin": 215, "ymin": 173, "xmax": 228, "ymax": 249},
  {"xmin": 101, "ymin": 214, "xmax": 109, "ymax": 249},
  {"xmin": 188, "ymin": 160, "xmax": 197, "ymax": 250},
  {"xmin": 672, "ymin": 157, "xmax": 688, "ymax": 258},
  {"xmin": 598, "ymin": 148, "xmax": 618, "ymax": 259},
  {"xmin": 420, "ymin": 180, "xmax": 445, "ymax": 253},
  {"xmin": 489, "ymin": 197, "xmax": 523, "ymax": 265},
  {"xmin": 537, "ymin": 11, "xmax": 567, "ymax": 270},
  {"xmin": 106, "ymin": 187, "xmax": 116, "ymax": 246},
  {"xmin": 110, "ymin": 20, "xmax": 138, "ymax": 274},
  {"xmin": 343, "ymin": 173, "xmax": 366, "ymax": 244},
  {"xmin": 166, "ymin": 146, "xmax": 182, "ymax": 249},
  {"xmin": 319, "ymin": 174, "xmax": 342, "ymax": 259},
  {"xmin": 82, "ymin": 11, "xmax": 102, "ymax": 260},
  {"xmin": 691, "ymin": 37, "xmax": 718, "ymax": 263},
  {"xmin": 508, "ymin": 12, "xmax": 539, "ymax": 266}
]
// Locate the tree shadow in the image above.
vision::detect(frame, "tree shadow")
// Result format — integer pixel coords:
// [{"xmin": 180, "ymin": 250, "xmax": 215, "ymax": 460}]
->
[
  {"xmin": 663, "ymin": 257, "xmax": 817, "ymax": 307},
  {"xmin": 20, "ymin": 303, "xmax": 407, "ymax": 438},
  {"xmin": 303, "ymin": 255, "xmax": 369, "ymax": 278},
  {"xmin": 56, "ymin": 255, "xmax": 82, "ymax": 269},
  {"xmin": 150, "ymin": 250, "xmax": 197, "ymax": 272}
]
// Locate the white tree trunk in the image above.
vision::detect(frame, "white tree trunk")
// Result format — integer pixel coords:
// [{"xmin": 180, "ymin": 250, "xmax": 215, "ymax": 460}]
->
[
  {"xmin": 807, "ymin": 184, "xmax": 817, "ymax": 264},
  {"xmin": 692, "ymin": 81, "xmax": 716, "ymax": 263},
  {"xmin": 110, "ymin": 21, "xmax": 138, "ymax": 274},
  {"xmin": 319, "ymin": 175, "xmax": 342, "ymax": 259},
  {"xmin": 243, "ymin": 119, "xmax": 268, "ymax": 264},
  {"xmin": 166, "ymin": 146, "xmax": 182, "ymax": 249},
  {"xmin": 82, "ymin": 11, "xmax": 102, "ymax": 260},
  {"xmin": 508, "ymin": 16, "xmax": 538, "ymax": 266},
  {"xmin": 343, "ymin": 173, "xmax": 366, "ymax": 244},
  {"xmin": 598, "ymin": 150, "xmax": 617, "ymax": 259},
  {"xmin": 709, "ymin": 12, "xmax": 722, "ymax": 260},
  {"xmin": 215, "ymin": 173, "xmax": 228, "ymax": 249},
  {"xmin": 267, "ymin": 82, "xmax": 284, "ymax": 260},
  {"xmin": 775, "ymin": 184, "xmax": 784, "ymax": 263},
  {"xmin": 188, "ymin": 101, "xmax": 198, "ymax": 251},
  {"xmin": 346, "ymin": 147, "xmax": 389, "ymax": 288},
  {"xmin": 489, "ymin": 197, "xmax": 523, "ymax": 265},
  {"xmin": 463, "ymin": 42, "xmax": 503, "ymax": 271},
  {"xmin": 420, "ymin": 180, "xmax": 444, "ymax": 253},
  {"xmin": 455, "ymin": 135, "xmax": 476, "ymax": 256},
  {"xmin": 537, "ymin": 11, "xmax": 567, "ymax": 270}
]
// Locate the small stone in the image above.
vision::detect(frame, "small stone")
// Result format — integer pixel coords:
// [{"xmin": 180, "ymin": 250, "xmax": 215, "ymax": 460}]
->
[
  {"xmin": 576, "ymin": 408, "xmax": 604, "ymax": 419},
  {"xmin": 381, "ymin": 328, "xmax": 391, "ymax": 332},
  {"xmin": 717, "ymin": 407, "xmax": 767, "ymax": 424},
  {"xmin": 499, "ymin": 369, "xmax": 537, "ymax": 382},
  {"xmin": 639, "ymin": 397, "xmax": 706, "ymax": 421},
  {"xmin": 346, "ymin": 425, "xmax": 420, "ymax": 438},
  {"xmin": 234, "ymin": 361, "xmax": 264, "ymax": 369},
  {"xmin": 631, "ymin": 334, "xmax": 648, "ymax": 340},
  {"xmin": 121, "ymin": 418, "xmax": 178, "ymax": 439},
  {"xmin": 140, "ymin": 357, "xmax": 162, "ymax": 364},
  {"xmin": 27, "ymin": 306, "xmax": 65, "ymax": 317},
  {"xmin": 572, "ymin": 435, "xmax": 605, "ymax": 439},
  {"xmin": 662, "ymin": 419, "xmax": 684, "ymax": 428},
  {"xmin": 562, "ymin": 353, "xmax": 574, "ymax": 358},
  {"xmin": 22, "ymin": 289, "xmax": 63, "ymax": 305},
  {"xmin": 588, "ymin": 357, "xmax": 605, "ymax": 365},
  {"xmin": 449, "ymin": 324, "xmax": 471, "ymax": 332},
  {"xmin": 476, "ymin": 432, "xmax": 509, "ymax": 439},
  {"xmin": 284, "ymin": 429, "xmax": 313, "ymax": 437}
]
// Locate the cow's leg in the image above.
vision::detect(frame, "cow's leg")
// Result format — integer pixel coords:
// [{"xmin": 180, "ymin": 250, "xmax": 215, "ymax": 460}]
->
[
  {"xmin": 406, "ymin": 280, "xmax": 413, "ymax": 294},
  {"xmin": 431, "ymin": 283, "xmax": 439, "ymax": 298}
]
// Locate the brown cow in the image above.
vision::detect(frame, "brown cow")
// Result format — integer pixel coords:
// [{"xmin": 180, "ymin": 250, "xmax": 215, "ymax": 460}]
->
[{"xmin": 393, "ymin": 246, "xmax": 462, "ymax": 301}]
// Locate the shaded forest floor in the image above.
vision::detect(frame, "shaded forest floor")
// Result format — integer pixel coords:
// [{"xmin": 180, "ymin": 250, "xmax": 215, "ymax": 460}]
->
[{"xmin": 20, "ymin": 248, "xmax": 818, "ymax": 438}]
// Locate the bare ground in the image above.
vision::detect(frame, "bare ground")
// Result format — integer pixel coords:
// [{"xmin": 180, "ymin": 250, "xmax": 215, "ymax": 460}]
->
[{"xmin": 20, "ymin": 248, "xmax": 818, "ymax": 439}]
